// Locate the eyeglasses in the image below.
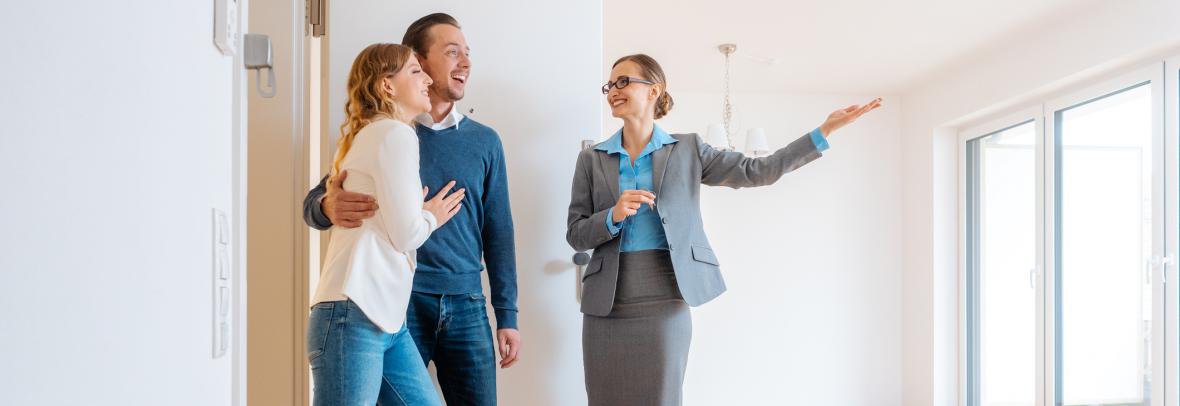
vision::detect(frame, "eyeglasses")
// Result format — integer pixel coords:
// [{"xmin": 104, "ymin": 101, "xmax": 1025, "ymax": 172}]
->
[{"xmin": 601, "ymin": 76, "xmax": 656, "ymax": 94}]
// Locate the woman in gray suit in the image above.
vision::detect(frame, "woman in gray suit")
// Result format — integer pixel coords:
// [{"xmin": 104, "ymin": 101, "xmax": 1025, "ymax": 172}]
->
[{"xmin": 566, "ymin": 53, "xmax": 881, "ymax": 406}]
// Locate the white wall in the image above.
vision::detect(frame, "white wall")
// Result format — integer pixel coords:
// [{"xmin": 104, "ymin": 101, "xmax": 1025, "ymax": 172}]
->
[
  {"xmin": 325, "ymin": 1, "xmax": 602, "ymax": 405},
  {"xmin": 898, "ymin": 0, "xmax": 1180, "ymax": 404},
  {"xmin": 0, "ymin": 1, "xmax": 242, "ymax": 405},
  {"xmin": 628, "ymin": 91, "xmax": 903, "ymax": 405}
]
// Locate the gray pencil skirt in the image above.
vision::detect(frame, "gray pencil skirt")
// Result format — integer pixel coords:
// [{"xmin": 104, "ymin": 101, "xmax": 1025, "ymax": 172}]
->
[{"xmin": 583, "ymin": 250, "xmax": 692, "ymax": 406}]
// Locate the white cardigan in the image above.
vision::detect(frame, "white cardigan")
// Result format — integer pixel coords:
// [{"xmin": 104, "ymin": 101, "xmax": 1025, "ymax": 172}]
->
[{"xmin": 314, "ymin": 119, "xmax": 438, "ymax": 333}]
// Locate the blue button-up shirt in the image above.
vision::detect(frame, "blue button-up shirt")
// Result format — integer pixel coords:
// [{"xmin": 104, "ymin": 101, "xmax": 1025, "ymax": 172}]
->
[
  {"xmin": 599, "ymin": 125, "xmax": 678, "ymax": 252},
  {"xmin": 600, "ymin": 126, "xmax": 829, "ymax": 252},
  {"xmin": 808, "ymin": 128, "xmax": 829, "ymax": 152}
]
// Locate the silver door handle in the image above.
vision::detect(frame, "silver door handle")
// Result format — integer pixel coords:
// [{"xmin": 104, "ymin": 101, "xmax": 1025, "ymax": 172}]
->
[
  {"xmin": 573, "ymin": 252, "xmax": 590, "ymax": 303},
  {"xmin": 244, "ymin": 33, "xmax": 275, "ymax": 98}
]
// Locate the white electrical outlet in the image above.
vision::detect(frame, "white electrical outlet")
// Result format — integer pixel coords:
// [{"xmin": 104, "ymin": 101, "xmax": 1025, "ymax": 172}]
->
[{"xmin": 214, "ymin": 0, "xmax": 238, "ymax": 56}]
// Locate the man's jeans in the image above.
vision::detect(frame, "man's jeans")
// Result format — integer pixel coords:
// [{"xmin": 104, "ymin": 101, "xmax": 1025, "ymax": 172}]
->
[{"xmin": 406, "ymin": 291, "xmax": 498, "ymax": 406}]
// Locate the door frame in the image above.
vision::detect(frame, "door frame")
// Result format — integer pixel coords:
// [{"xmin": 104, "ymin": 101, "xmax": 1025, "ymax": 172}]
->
[
  {"xmin": 232, "ymin": 2, "xmax": 251, "ymax": 405},
  {"xmin": 245, "ymin": 0, "xmax": 313, "ymax": 404}
]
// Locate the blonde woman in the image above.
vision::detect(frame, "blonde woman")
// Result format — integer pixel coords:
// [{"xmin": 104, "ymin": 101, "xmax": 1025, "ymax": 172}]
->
[{"xmin": 308, "ymin": 43, "xmax": 464, "ymax": 406}]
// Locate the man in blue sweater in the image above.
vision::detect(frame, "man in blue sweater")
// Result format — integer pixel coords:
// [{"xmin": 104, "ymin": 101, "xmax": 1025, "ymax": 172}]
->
[{"xmin": 302, "ymin": 13, "xmax": 519, "ymax": 406}]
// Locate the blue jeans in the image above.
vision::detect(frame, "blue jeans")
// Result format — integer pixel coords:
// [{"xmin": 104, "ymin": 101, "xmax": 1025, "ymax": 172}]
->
[
  {"xmin": 406, "ymin": 291, "xmax": 497, "ymax": 406},
  {"xmin": 307, "ymin": 300, "xmax": 442, "ymax": 406}
]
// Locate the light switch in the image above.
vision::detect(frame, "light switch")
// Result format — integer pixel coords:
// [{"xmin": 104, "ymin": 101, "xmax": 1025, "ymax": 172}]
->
[
  {"xmin": 219, "ymin": 287, "xmax": 229, "ymax": 317},
  {"xmin": 212, "ymin": 207, "xmax": 231, "ymax": 359},
  {"xmin": 219, "ymin": 321, "xmax": 230, "ymax": 352},
  {"xmin": 216, "ymin": 211, "xmax": 230, "ymax": 245},
  {"xmin": 217, "ymin": 248, "xmax": 230, "ymax": 280},
  {"xmin": 213, "ymin": 319, "xmax": 227, "ymax": 358}
]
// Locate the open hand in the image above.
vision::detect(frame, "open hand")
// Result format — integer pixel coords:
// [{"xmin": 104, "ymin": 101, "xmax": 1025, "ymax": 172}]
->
[
  {"xmin": 818, "ymin": 97, "xmax": 883, "ymax": 137},
  {"xmin": 422, "ymin": 180, "xmax": 465, "ymax": 228}
]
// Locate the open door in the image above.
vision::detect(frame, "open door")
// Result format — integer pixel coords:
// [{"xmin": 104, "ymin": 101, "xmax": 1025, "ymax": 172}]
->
[{"xmin": 313, "ymin": 1, "xmax": 603, "ymax": 405}]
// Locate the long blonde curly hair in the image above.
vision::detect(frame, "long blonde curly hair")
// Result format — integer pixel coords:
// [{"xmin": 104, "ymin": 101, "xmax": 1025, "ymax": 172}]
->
[{"xmin": 333, "ymin": 43, "xmax": 415, "ymax": 174}]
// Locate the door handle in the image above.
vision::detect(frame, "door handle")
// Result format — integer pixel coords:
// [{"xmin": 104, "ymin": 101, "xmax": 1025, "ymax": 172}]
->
[
  {"xmin": 244, "ymin": 33, "xmax": 275, "ymax": 98},
  {"xmin": 573, "ymin": 252, "xmax": 590, "ymax": 303}
]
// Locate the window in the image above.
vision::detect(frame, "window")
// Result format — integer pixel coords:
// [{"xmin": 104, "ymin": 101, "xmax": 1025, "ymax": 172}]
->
[
  {"xmin": 966, "ymin": 121, "xmax": 1038, "ymax": 406},
  {"xmin": 1054, "ymin": 83, "xmax": 1154, "ymax": 405},
  {"xmin": 963, "ymin": 62, "xmax": 1173, "ymax": 406}
]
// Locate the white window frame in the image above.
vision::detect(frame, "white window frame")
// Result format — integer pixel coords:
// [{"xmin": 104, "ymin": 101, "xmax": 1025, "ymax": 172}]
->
[
  {"xmin": 1164, "ymin": 55, "xmax": 1180, "ymax": 406},
  {"xmin": 1044, "ymin": 63, "xmax": 1164, "ymax": 406},
  {"xmin": 959, "ymin": 106, "xmax": 1045, "ymax": 406},
  {"xmin": 959, "ymin": 60, "xmax": 1174, "ymax": 406}
]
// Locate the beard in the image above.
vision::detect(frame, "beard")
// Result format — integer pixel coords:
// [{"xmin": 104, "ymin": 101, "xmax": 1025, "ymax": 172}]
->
[
  {"xmin": 447, "ymin": 86, "xmax": 465, "ymax": 101},
  {"xmin": 430, "ymin": 80, "xmax": 464, "ymax": 102}
]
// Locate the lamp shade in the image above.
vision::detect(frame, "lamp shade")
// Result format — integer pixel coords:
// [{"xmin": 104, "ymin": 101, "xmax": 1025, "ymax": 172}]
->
[
  {"xmin": 745, "ymin": 127, "xmax": 769, "ymax": 157},
  {"xmin": 705, "ymin": 123, "xmax": 731, "ymax": 150}
]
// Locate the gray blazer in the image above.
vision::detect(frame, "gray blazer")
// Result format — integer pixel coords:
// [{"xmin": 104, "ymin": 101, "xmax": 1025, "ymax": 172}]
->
[{"xmin": 566, "ymin": 132, "xmax": 823, "ymax": 316}]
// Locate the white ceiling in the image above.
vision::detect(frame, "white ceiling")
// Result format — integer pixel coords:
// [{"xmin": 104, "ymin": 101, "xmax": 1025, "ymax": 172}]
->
[{"xmin": 603, "ymin": 0, "xmax": 1096, "ymax": 94}]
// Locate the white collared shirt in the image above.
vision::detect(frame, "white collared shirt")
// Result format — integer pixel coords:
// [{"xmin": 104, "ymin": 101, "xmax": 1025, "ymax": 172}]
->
[
  {"xmin": 316, "ymin": 105, "xmax": 464, "ymax": 209},
  {"xmin": 415, "ymin": 104, "xmax": 465, "ymax": 131},
  {"xmin": 315, "ymin": 119, "xmax": 439, "ymax": 333}
]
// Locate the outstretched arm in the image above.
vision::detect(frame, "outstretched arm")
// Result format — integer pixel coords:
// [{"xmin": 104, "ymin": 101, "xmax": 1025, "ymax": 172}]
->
[{"xmin": 700, "ymin": 97, "xmax": 882, "ymax": 188}]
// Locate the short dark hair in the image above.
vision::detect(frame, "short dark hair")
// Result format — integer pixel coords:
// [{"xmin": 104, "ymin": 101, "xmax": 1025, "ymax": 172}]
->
[{"xmin": 402, "ymin": 13, "xmax": 461, "ymax": 57}]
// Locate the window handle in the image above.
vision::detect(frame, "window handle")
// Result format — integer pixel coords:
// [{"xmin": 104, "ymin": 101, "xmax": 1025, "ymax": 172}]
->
[
  {"xmin": 1149, "ymin": 255, "xmax": 1175, "ymax": 284},
  {"xmin": 1029, "ymin": 268, "xmax": 1037, "ymax": 289},
  {"xmin": 1166, "ymin": 256, "xmax": 1176, "ymax": 284},
  {"xmin": 1145, "ymin": 257, "xmax": 1153, "ymax": 285}
]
